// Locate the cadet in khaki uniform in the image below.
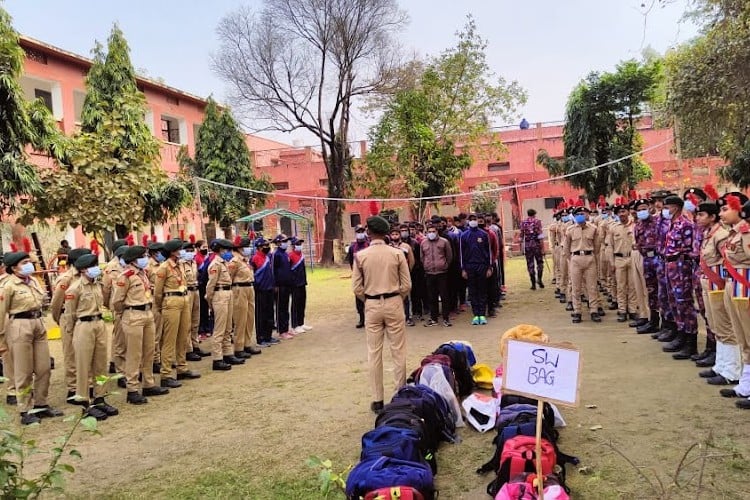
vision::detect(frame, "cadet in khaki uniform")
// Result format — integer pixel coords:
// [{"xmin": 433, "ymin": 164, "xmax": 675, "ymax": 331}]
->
[
  {"xmin": 0, "ymin": 252, "xmax": 63, "ymax": 425},
  {"xmin": 103, "ymin": 244, "xmax": 129, "ymax": 379},
  {"xmin": 111, "ymin": 246, "xmax": 169, "ymax": 405},
  {"xmin": 206, "ymin": 239, "xmax": 244, "ymax": 370},
  {"xmin": 352, "ymin": 216, "xmax": 412, "ymax": 414},
  {"xmin": 50, "ymin": 247, "xmax": 91, "ymax": 404},
  {"xmin": 65, "ymin": 254, "xmax": 119, "ymax": 421},
  {"xmin": 180, "ymin": 241, "xmax": 209, "ymax": 362},
  {"xmin": 607, "ymin": 204, "xmax": 638, "ymax": 321},
  {"xmin": 155, "ymin": 239, "xmax": 201, "ymax": 388},
  {"xmin": 147, "ymin": 242, "xmax": 165, "ymax": 372},
  {"xmin": 231, "ymin": 238, "xmax": 260, "ymax": 359},
  {"xmin": 0, "ymin": 254, "xmax": 16, "ymax": 406},
  {"xmin": 564, "ymin": 207, "xmax": 603, "ymax": 323}
]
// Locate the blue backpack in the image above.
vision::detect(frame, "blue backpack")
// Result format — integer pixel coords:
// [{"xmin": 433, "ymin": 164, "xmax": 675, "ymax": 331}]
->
[
  {"xmin": 446, "ymin": 341, "xmax": 477, "ymax": 366},
  {"xmin": 345, "ymin": 456, "xmax": 435, "ymax": 500},
  {"xmin": 360, "ymin": 426, "xmax": 424, "ymax": 464},
  {"xmin": 391, "ymin": 384, "xmax": 458, "ymax": 444}
]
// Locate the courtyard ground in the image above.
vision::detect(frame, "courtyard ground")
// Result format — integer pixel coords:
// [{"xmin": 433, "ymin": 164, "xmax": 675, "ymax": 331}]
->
[{"xmin": 7, "ymin": 257, "xmax": 750, "ymax": 499}]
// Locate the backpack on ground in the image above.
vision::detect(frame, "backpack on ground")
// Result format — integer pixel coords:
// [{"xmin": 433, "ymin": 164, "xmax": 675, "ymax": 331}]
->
[
  {"xmin": 364, "ymin": 486, "xmax": 425, "ymax": 500},
  {"xmin": 494, "ymin": 473, "xmax": 570, "ymax": 500},
  {"xmin": 414, "ymin": 365, "xmax": 464, "ymax": 429},
  {"xmin": 434, "ymin": 343, "xmax": 474, "ymax": 398},
  {"xmin": 360, "ymin": 426, "xmax": 425, "ymax": 464},
  {"xmin": 374, "ymin": 402, "xmax": 437, "ymax": 472},
  {"xmin": 391, "ymin": 384, "xmax": 458, "ymax": 443},
  {"xmin": 486, "ymin": 436, "xmax": 557, "ymax": 497},
  {"xmin": 446, "ymin": 340, "xmax": 477, "ymax": 366},
  {"xmin": 345, "ymin": 456, "xmax": 435, "ymax": 500},
  {"xmin": 407, "ymin": 354, "xmax": 456, "ymax": 393}
]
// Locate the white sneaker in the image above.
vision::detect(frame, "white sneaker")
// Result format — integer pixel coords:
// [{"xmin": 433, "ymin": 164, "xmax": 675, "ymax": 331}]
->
[
  {"xmin": 293, "ymin": 326, "xmax": 305, "ymax": 335},
  {"xmin": 302, "ymin": 324, "xmax": 313, "ymax": 331}
]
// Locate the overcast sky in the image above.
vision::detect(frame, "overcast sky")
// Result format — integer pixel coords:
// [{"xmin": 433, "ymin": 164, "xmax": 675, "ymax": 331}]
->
[{"xmin": 5, "ymin": 0, "xmax": 698, "ymax": 145}]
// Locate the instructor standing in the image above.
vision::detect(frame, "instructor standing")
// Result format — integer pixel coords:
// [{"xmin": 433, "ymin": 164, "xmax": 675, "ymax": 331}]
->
[{"xmin": 352, "ymin": 216, "xmax": 412, "ymax": 414}]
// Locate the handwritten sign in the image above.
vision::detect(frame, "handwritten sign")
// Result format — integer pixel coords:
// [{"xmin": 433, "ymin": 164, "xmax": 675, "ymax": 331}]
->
[{"xmin": 501, "ymin": 339, "xmax": 581, "ymax": 407}]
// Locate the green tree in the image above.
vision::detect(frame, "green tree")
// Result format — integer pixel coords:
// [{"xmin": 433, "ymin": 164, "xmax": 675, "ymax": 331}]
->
[
  {"xmin": 142, "ymin": 175, "xmax": 193, "ymax": 233},
  {"xmin": 23, "ymin": 25, "xmax": 165, "ymax": 240},
  {"xmin": 537, "ymin": 59, "xmax": 660, "ymax": 200},
  {"xmin": 361, "ymin": 16, "xmax": 526, "ymax": 218},
  {"xmin": 471, "ymin": 181, "xmax": 500, "ymax": 214},
  {"xmin": 180, "ymin": 98, "xmax": 271, "ymax": 236},
  {"xmin": 664, "ymin": 0, "xmax": 750, "ymax": 187},
  {"xmin": 0, "ymin": 7, "xmax": 67, "ymax": 248}
]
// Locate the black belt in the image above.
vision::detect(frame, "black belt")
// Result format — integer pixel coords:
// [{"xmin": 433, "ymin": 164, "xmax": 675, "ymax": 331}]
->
[
  {"xmin": 78, "ymin": 314, "xmax": 103, "ymax": 322},
  {"xmin": 11, "ymin": 310, "xmax": 42, "ymax": 319},
  {"xmin": 614, "ymin": 252, "xmax": 630, "ymax": 258},
  {"xmin": 232, "ymin": 282, "xmax": 254, "ymax": 288},
  {"xmin": 665, "ymin": 254, "xmax": 690, "ymax": 262},
  {"xmin": 365, "ymin": 292, "xmax": 400, "ymax": 300},
  {"xmin": 572, "ymin": 250, "xmax": 593, "ymax": 256},
  {"xmin": 641, "ymin": 250, "xmax": 656, "ymax": 258},
  {"xmin": 164, "ymin": 291, "xmax": 187, "ymax": 297},
  {"xmin": 187, "ymin": 286, "xmax": 198, "ymax": 291},
  {"xmin": 125, "ymin": 304, "xmax": 152, "ymax": 311},
  {"xmin": 216, "ymin": 285, "xmax": 232, "ymax": 291}
]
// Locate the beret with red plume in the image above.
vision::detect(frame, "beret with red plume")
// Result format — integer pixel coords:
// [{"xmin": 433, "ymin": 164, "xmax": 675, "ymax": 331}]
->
[
  {"xmin": 125, "ymin": 234, "xmax": 135, "ymax": 246},
  {"xmin": 90, "ymin": 239, "xmax": 99, "ymax": 256},
  {"xmin": 22, "ymin": 237, "xmax": 31, "ymax": 253},
  {"xmin": 141, "ymin": 234, "xmax": 149, "ymax": 246},
  {"xmin": 703, "ymin": 183, "xmax": 720, "ymax": 201},
  {"xmin": 189, "ymin": 234, "xmax": 196, "ymax": 244}
]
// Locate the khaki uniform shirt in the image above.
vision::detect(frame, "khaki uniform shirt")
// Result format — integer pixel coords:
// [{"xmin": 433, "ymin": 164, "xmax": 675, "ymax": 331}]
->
[
  {"xmin": 110, "ymin": 265, "xmax": 153, "ymax": 314},
  {"xmin": 352, "ymin": 240, "xmax": 412, "ymax": 301},
  {"xmin": 564, "ymin": 223, "xmax": 599, "ymax": 256},
  {"xmin": 154, "ymin": 258, "xmax": 187, "ymax": 309},
  {"xmin": 606, "ymin": 221, "xmax": 636, "ymax": 257},
  {"xmin": 391, "ymin": 242, "xmax": 415, "ymax": 271},
  {"xmin": 102, "ymin": 257, "xmax": 124, "ymax": 309},
  {"xmin": 230, "ymin": 252, "xmax": 254, "ymax": 284},
  {"xmin": 147, "ymin": 257, "xmax": 160, "ymax": 292},
  {"xmin": 50, "ymin": 267, "xmax": 79, "ymax": 324},
  {"xmin": 0, "ymin": 274, "xmax": 45, "ymax": 333},
  {"xmin": 701, "ymin": 224, "xmax": 730, "ymax": 267},
  {"xmin": 64, "ymin": 276, "xmax": 104, "ymax": 320},
  {"xmin": 181, "ymin": 260, "xmax": 198, "ymax": 287},
  {"xmin": 0, "ymin": 273, "xmax": 9, "ymax": 350},
  {"xmin": 205, "ymin": 255, "xmax": 232, "ymax": 303},
  {"xmin": 548, "ymin": 221, "xmax": 559, "ymax": 248},
  {"xmin": 722, "ymin": 221, "xmax": 750, "ymax": 270}
]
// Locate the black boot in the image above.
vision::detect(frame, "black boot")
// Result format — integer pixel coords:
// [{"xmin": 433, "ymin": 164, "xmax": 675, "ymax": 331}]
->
[
  {"xmin": 637, "ymin": 311, "xmax": 660, "ymax": 334},
  {"xmin": 530, "ymin": 275, "xmax": 536, "ymax": 290},
  {"xmin": 656, "ymin": 321, "xmax": 677, "ymax": 341},
  {"xmin": 212, "ymin": 359, "xmax": 232, "ymax": 371},
  {"xmin": 537, "ymin": 271, "xmax": 544, "ymax": 289},
  {"xmin": 565, "ymin": 302, "xmax": 574, "ymax": 311},
  {"xmin": 672, "ymin": 334, "xmax": 698, "ymax": 360},
  {"xmin": 696, "ymin": 352, "xmax": 716, "ymax": 367},
  {"xmin": 663, "ymin": 331, "xmax": 687, "ymax": 352},
  {"xmin": 223, "ymin": 355, "xmax": 245, "ymax": 365},
  {"xmin": 629, "ymin": 317, "xmax": 648, "ymax": 328},
  {"xmin": 691, "ymin": 337, "xmax": 716, "ymax": 362},
  {"xmin": 559, "ymin": 293, "xmax": 566, "ymax": 304}
]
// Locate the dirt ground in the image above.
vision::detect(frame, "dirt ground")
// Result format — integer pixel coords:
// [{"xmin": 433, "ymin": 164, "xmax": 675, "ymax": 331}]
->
[{"xmin": 8, "ymin": 258, "xmax": 750, "ymax": 499}]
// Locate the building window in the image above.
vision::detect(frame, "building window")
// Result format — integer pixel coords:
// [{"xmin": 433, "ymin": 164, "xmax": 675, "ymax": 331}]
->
[
  {"xmin": 34, "ymin": 89, "xmax": 53, "ymax": 112},
  {"xmin": 488, "ymin": 161, "xmax": 510, "ymax": 172},
  {"xmin": 280, "ymin": 216, "xmax": 293, "ymax": 236},
  {"xmin": 272, "ymin": 182, "xmax": 289, "ymax": 190},
  {"xmin": 544, "ymin": 197, "xmax": 564, "ymax": 209},
  {"xmin": 350, "ymin": 213, "xmax": 361, "ymax": 227},
  {"xmin": 161, "ymin": 116, "xmax": 181, "ymax": 143},
  {"xmin": 319, "ymin": 178, "xmax": 328, "ymax": 187}
]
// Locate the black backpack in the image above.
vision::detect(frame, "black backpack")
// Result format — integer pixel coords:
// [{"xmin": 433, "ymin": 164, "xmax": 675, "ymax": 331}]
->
[
  {"xmin": 375, "ymin": 402, "xmax": 438, "ymax": 473},
  {"xmin": 392, "ymin": 384, "xmax": 457, "ymax": 444},
  {"xmin": 433, "ymin": 343, "xmax": 473, "ymax": 398}
]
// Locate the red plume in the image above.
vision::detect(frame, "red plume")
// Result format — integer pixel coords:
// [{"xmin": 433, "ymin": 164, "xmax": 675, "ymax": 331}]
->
[
  {"xmin": 166, "ymin": 233, "xmax": 171, "ymax": 240},
  {"xmin": 687, "ymin": 193, "xmax": 700, "ymax": 207},
  {"xmin": 179, "ymin": 229, "xmax": 185, "ymax": 240},
  {"xmin": 589, "ymin": 202, "xmax": 596, "ymax": 210},
  {"xmin": 189, "ymin": 234, "xmax": 196, "ymax": 244},
  {"xmin": 22, "ymin": 237, "xmax": 31, "ymax": 253},
  {"xmin": 726, "ymin": 194, "xmax": 742, "ymax": 212},
  {"xmin": 141, "ymin": 235, "xmax": 148, "ymax": 246},
  {"xmin": 598, "ymin": 195, "xmax": 605, "ymax": 207},
  {"xmin": 90, "ymin": 239, "xmax": 99, "ymax": 256},
  {"xmin": 704, "ymin": 183, "xmax": 720, "ymax": 201},
  {"xmin": 247, "ymin": 230, "xmax": 256, "ymax": 241},
  {"xmin": 10, "ymin": 242, "xmax": 18, "ymax": 252},
  {"xmin": 576, "ymin": 198, "xmax": 584, "ymax": 207},
  {"xmin": 628, "ymin": 189, "xmax": 637, "ymax": 201},
  {"xmin": 150, "ymin": 234, "xmax": 157, "ymax": 243},
  {"xmin": 368, "ymin": 200, "xmax": 380, "ymax": 216},
  {"xmin": 125, "ymin": 233, "xmax": 135, "ymax": 246},
  {"xmin": 233, "ymin": 235, "xmax": 242, "ymax": 247}
]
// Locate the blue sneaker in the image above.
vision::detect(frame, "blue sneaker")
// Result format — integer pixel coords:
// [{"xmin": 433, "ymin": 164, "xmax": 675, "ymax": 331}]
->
[
  {"xmin": 471, "ymin": 316, "xmax": 480, "ymax": 326},
  {"xmin": 479, "ymin": 316, "xmax": 488, "ymax": 325},
  {"xmin": 268, "ymin": 338, "xmax": 281, "ymax": 345}
]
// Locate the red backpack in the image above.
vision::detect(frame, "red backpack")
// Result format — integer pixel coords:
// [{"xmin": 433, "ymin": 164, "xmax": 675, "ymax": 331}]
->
[
  {"xmin": 364, "ymin": 486, "xmax": 425, "ymax": 500},
  {"xmin": 487, "ymin": 436, "xmax": 557, "ymax": 497}
]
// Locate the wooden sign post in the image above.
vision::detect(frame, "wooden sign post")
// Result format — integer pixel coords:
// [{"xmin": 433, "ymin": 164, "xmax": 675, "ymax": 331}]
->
[{"xmin": 501, "ymin": 339, "xmax": 582, "ymax": 499}]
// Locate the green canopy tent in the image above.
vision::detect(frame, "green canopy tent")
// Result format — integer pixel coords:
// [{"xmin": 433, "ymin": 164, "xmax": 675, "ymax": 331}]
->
[{"xmin": 236, "ymin": 208, "xmax": 315, "ymax": 269}]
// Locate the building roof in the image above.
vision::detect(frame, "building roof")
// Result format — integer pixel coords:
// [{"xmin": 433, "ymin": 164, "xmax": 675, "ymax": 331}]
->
[{"xmin": 236, "ymin": 208, "xmax": 311, "ymax": 223}]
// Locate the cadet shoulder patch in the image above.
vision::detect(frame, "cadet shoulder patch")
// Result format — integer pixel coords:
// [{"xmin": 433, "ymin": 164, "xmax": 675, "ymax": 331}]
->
[
  {"xmin": 64, "ymin": 293, "xmax": 75, "ymax": 300},
  {"xmin": 124, "ymin": 269, "xmax": 135, "ymax": 277},
  {"xmin": 209, "ymin": 269, "xmax": 218, "ymax": 274},
  {"xmin": 740, "ymin": 223, "xmax": 750, "ymax": 234}
]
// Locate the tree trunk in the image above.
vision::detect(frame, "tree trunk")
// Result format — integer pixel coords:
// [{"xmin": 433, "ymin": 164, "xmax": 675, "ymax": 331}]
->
[
  {"xmin": 321, "ymin": 200, "xmax": 342, "ymax": 265},
  {"xmin": 320, "ymin": 140, "xmax": 349, "ymax": 265},
  {"xmin": 115, "ymin": 224, "xmax": 129, "ymax": 238}
]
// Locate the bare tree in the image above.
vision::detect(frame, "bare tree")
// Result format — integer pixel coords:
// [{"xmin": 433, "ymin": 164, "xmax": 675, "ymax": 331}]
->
[{"xmin": 214, "ymin": 0, "xmax": 407, "ymax": 264}]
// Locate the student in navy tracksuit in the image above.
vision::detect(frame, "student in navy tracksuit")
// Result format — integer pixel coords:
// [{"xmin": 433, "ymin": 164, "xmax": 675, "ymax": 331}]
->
[
  {"xmin": 459, "ymin": 213, "xmax": 492, "ymax": 325},
  {"xmin": 272, "ymin": 234, "xmax": 294, "ymax": 339},
  {"xmin": 251, "ymin": 238, "xmax": 277, "ymax": 346},
  {"xmin": 289, "ymin": 236, "xmax": 311, "ymax": 334}
]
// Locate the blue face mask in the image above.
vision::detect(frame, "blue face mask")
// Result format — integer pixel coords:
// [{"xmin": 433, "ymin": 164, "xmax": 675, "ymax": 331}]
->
[
  {"xmin": 119, "ymin": 258, "xmax": 126, "ymax": 267},
  {"xmin": 85, "ymin": 266, "xmax": 102, "ymax": 279},
  {"xmin": 684, "ymin": 200, "xmax": 696, "ymax": 212},
  {"xmin": 612, "ymin": 215, "xmax": 620, "ymax": 223},
  {"xmin": 155, "ymin": 253, "xmax": 166, "ymax": 263},
  {"xmin": 135, "ymin": 257, "xmax": 149, "ymax": 269},
  {"xmin": 662, "ymin": 208, "xmax": 673, "ymax": 220},
  {"xmin": 241, "ymin": 247, "xmax": 253, "ymax": 257},
  {"xmin": 574, "ymin": 214, "xmax": 586, "ymax": 224},
  {"xmin": 221, "ymin": 251, "xmax": 233, "ymax": 261},
  {"xmin": 562, "ymin": 215, "xmax": 571, "ymax": 223},
  {"xmin": 636, "ymin": 209, "xmax": 650, "ymax": 221},
  {"xmin": 19, "ymin": 262, "xmax": 35, "ymax": 276},
  {"xmin": 601, "ymin": 213, "xmax": 609, "ymax": 220},
  {"xmin": 280, "ymin": 242, "xmax": 288, "ymax": 250},
  {"xmin": 180, "ymin": 250, "xmax": 195, "ymax": 261}
]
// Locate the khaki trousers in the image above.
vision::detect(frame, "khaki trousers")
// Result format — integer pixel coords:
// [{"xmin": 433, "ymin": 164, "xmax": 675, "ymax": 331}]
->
[
  {"xmin": 60, "ymin": 313, "xmax": 77, "ymax": 393},
  {"xmin": 704, "ymin": 279, "xmax": 740, "ymax": 381},
  {"xmin": 570, "ymin": 254, "xmax": 599, "ymax": 313},
  {"xmin": 724, "ymin": 289, "xmax": 750, "ymax": 364},
  {"xmin": 160, "ymin": 295, "xmax": 191, "ymax": 378},
  {"xmin": 631, "ymin": 252, "xmax": 649, "ymax": 318},
  {"xmin": 211, "ymin": 290, "xmax": 234, "ymax": 360},
  {"xmin": 559, "ymin": 253, "xmax": 569, "ymax": 297},
  {"xmin": 123, "ymin": 309, "xmax": 156, "ymax": 392},
  {"xmin": 153, "ymin": 308, "xmax": 163, "ymax": 364},
  {"xmin": 111, "ymin": 312, "xmax": 126, "ymax": 373},
  {"xmin": 2, "ymin": 349, "xmax": 15, "ymax": 396},
  {"xmin": 7, "ymin": 318, "xmax": 50, "ymax": 413},
  {"xmin": 615, "ymin": 256, "xmax": 637, "ymax": 314},
  {"xmin": 365, "ymin": 296, "xmax": 407, "ymax": 402},
  {"xmin": 552, "ymin": 245, "xmax": 560, "ymax": 284},
  {"xmin": 73, "ymin": 319, "xmax": 108, "ymax": 400},
  {"xmin": 233, "ymin": 286, "xmax": 255, "ymax": 352},
  {"xmin": 188, "ymin": 290, "xmax": 200, "ymax": 351}
]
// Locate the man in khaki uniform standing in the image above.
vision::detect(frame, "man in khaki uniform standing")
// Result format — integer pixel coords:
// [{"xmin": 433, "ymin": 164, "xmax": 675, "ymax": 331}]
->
[
  {"xmin": 65, "ymin": 253, "xmax": 119, "ymax": 421},
  {"xmin": 231, "ymin": 237, "xmax": 260, "ymax": 359},
  {"xmin": 111, "ymin": 246, "xmax": 169, "ymax": 405},
  {"xmin": 147, "ymin": 241, "xmax": 165, "ymax": 372},
  {"xmin": 0, "ymin": 254, "xmax": 17, "ymax": 406},
  {"xmin": 155, "ymin": 239, "xmax": 201, "ymax": 389},
  {"xmin": 607, "ymin": 204, "xmax": 638, "ymax": 322},
  {"xmin": 352, "ymin": 216, "xmax": 412, "ymax": 414},
  {"xmin": 103, "ymin": 242, "xmax": 129, "ymax": 380},
  {"xmin": 50, "ymin": 247, "xmax": 91, "ymax": 404},
  {"xmin": 180, "ymin": 241, "xmax": 209, "ymax": 362},
  {"xmin": 565, "ymin": 207, "xmax": 603, "ymax": 323},
  {"xmin": 206, "ymin": 239, "xmax": 244, "ymax": 370},
  {"xmin": 0, "ymin": 252, "xmax": 63, "ymax": 425}
]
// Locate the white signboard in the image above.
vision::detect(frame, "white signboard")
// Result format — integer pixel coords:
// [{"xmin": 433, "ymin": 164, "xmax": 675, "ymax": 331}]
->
[{"xmin": 502, "ymin": 339, "xmax": 581, "ymax": 407}]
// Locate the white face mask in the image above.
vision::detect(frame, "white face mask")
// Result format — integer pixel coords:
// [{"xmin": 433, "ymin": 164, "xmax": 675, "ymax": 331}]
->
[
  {"xmin": 241, "ymin": 247, "xmax": 253, "ymax": 257},
  {"xmin": 426, "ymin": 232, "xmax": 438, "ymax": 241},
  {"xmin": 85, "ymin": 266, "xmax": 102, "ymax": 279},
  {"xmin": 356, "ymin": 233, "xmax": 366, "ymax": 241},
  {"xmin": 468, "ymin": 220, "xmax": 478, "ymax": 228},
  {"xmin": 18, "ymin": 262, "xmax": 35, "ymax": 277},
  {"xmin": 662, "ymin": 208, "xmax": 673, "ymax": 220},
  {"xmin": 294, "ymin": 245, "xmax": 303, "ymax": 252},
  {"xmin": 400, "ymin": 231, "xmax": 409, "ymax": 239}
]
